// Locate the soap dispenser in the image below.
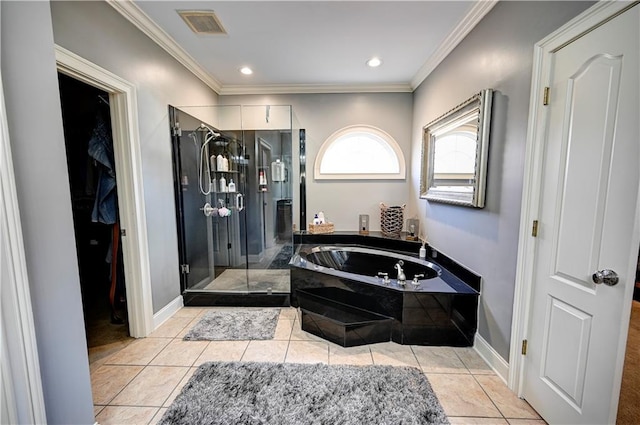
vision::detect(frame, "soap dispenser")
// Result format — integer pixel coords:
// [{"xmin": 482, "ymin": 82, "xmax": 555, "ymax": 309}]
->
[
  {"xmin": 227, "ymin": 179, "xmax": 236, "ymax": 192},
  {"xmin": 419, "ymin": 242, "xmax": 426, "ymax": 259}
]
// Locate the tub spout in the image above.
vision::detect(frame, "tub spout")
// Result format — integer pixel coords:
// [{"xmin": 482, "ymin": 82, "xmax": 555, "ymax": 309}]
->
[{"xmin": 395, "ymin": 260, "xmax": 406, "ymax": 284}]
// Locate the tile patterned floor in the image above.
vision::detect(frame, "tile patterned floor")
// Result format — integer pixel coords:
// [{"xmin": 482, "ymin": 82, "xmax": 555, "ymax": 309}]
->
[
  {"xmin": 201, "ymin": 269, "xmax": 290, "ymax": 292},
  {"xmin": 90, "ymin": 307, "xmax": 546, "ymax": 425}
]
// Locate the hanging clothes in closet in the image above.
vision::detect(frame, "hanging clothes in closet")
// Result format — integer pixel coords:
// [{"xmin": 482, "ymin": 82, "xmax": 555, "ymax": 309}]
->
[
  {"xmin": 87, "ymin": 101, "xmax": 124, "ymax": 324},
  {"xmin": 89, "ymin": 112, "xmax": 117, "ymax": 224}
]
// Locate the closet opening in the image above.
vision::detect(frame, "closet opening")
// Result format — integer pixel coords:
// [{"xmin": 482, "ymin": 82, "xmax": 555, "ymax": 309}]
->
[{"xmin": 58, "ymin": 73, "xmax": 132, "ymax": 360}]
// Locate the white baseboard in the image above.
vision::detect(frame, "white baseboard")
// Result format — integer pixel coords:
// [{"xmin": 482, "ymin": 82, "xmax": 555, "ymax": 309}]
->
[
  {"xmin": 153, "ymin": 295, "xmax": 183, "ymax": 329},
  {"xmin": 474, "ymin": 333, "xmax": 510, "ymax": 384}
]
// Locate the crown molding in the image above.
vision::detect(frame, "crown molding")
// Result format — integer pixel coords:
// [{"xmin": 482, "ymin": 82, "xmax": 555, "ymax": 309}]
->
[
  {"xmin": 108, "ymin": 0, "xmax": 496, "ymax": 95},
  {"xmin": 218, "ymin": 83, "xmax": 413, "ymax": 96},
  {"xmin": 410, "ymin": 0, "xmax": 499, "ymax": 90},
  {"xmin": 106, "ymin": 0, "xmax": 223, "ymax": 93}
]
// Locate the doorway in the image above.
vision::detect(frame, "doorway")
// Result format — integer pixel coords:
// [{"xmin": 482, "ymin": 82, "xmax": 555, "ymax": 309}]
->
[
  {"xmin": 58, "ymin": 73, "xmax": 132, "ymax": 359},
  {"xmin": 617, "ymin": 249, "xmax": 640, "ymax": 424},
  {"xmin": 512, "ymin": 2, "xmax": 639, "ymax": 424}
]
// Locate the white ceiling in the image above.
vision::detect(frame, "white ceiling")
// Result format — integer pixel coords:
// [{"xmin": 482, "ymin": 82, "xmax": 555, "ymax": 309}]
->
[{"xmin": 115, "ymin": 1, "xmax": 497, "ymax": 94}]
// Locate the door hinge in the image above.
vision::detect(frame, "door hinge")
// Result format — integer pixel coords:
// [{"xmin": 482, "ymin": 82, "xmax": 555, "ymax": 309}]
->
[
  {"xmin": 522, "ymin": 339, "xmax": 528, "ymax": 355},
  {"xmin": 543, "ymin": 87, "xmax": 550, "ymax": 106},
  {"xmin": 532, "ymin": 220, "xmax": 539, "ymax": 237},
  {"xmin": 120, "ymin": 228, "xmax": 126, "ymax": 237},
  {"xmin": 173, "ymin": 125, "xmax": 182, "ymax": 137},
  {"xmin": 180, "ymin": 264, "xmax": 190, "ymax": 274}
]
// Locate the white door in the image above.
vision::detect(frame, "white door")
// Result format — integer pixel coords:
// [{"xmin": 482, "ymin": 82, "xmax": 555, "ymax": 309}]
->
[{"xmin": 523, "ymin": 5, "xmax": 639, "ymax": 424}]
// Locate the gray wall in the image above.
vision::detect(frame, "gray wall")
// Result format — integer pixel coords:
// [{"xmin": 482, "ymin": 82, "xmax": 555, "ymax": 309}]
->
[
  {"xmin": 220, "ymin": 93, "xmax": 413, "ymax": 232},
  {"xmin": 1, "ymin": 2, "xmax": 94, "ymax": 423},
  {"xmin": 50, "ymin": 1, "xmax": 219, "ymax": 312},
  {"xmin": 3, "ymin": 1, "xmax": 218, "ymax": 422},
  {"xmin": 410, "ymin": 1, "xmax": 593, "ymax": 360}
]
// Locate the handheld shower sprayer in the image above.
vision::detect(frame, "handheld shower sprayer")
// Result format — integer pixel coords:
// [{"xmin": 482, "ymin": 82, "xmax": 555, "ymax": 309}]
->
[
  {"xmin": 197, "ymin": 123, "xmax": 222, "ymax": 195},
  {"xmin": 199, "ymin": 123, "xmax": 221, "ymax": 139}
]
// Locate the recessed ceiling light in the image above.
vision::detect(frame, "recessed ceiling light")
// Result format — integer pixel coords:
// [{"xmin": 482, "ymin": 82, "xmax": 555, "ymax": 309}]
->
[
  {"xmin": 366, "ymin": 57, "xmax": 382, "ymax": 68},
  {"xmin": 240, "ymin": 67, "xmax": 253, "ymax": 75}
]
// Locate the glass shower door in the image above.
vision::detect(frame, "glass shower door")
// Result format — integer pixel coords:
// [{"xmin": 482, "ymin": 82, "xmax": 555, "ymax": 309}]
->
[
  {"xmin": 169, "ymin": 105, "xmax": 292, "ymax": 303},
  {"xmin": 242, "ymin": 106, "xmax": 293, "ymax": 295},
  {"xmin": 171, "ymin": 115, "xmax": 216, "ymax": 291},
  {"xmin": 208, "ymin": 128, "xmax": 247, "ymax": 291},
  {"xmin": 170, "ymin": 106, "xmax": 248, "ymax": 293}
]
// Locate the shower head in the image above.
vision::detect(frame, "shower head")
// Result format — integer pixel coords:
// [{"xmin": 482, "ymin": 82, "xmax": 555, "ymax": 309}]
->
[{"xmin": 200, "ymin": 123, "xmax": 221, "ymax": 139}]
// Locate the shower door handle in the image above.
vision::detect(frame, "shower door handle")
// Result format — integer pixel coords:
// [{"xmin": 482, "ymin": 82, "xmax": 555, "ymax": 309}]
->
[{"xmin": 236, "ymin": 193, "xmax": 244, "ymax": 211}]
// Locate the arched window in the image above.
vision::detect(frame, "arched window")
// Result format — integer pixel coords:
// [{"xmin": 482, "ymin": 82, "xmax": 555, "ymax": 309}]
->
[{"xmin": 314, "ymin": 125, "xmax": 405, "ymax": 180}]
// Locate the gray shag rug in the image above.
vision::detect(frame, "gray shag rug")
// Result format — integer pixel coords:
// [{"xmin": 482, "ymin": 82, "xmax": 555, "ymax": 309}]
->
[
  {"xmin": 159, "ymin": 361, "xmax": 449, "ymax": 425},
  {"xmin": 183, "ymin": 309, "xmax": 280, "ymax": 341}
]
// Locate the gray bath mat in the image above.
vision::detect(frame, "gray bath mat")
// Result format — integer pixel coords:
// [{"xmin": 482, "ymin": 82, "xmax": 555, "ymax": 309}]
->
[
  {"xmin": 183, "ymin": 309, "xmax": 280, "ymax": 341},
  {"xmin": 159, "ymin": 362, "xmax": 449, "ymax": 425}
]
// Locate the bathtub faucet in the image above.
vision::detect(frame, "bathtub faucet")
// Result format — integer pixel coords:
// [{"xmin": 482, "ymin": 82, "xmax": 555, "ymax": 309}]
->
[
  {"xmin": 377, "ymin": 272, "xmax": 390, "ymax": 285},
  {"xmin": 395, "ymin": 260, "xmax": 406, "ymax": 284}
]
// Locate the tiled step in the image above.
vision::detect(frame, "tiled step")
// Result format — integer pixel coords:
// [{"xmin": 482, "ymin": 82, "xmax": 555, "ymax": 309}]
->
[{"xmin": 297, "ymin": 288, "xmax": 393, "ymax": 347}]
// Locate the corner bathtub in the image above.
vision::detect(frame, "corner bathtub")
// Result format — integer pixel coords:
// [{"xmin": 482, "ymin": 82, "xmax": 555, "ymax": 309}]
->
[{"xmin": 290, "ymin": 245, "xmax": 479, "ymax": 347}]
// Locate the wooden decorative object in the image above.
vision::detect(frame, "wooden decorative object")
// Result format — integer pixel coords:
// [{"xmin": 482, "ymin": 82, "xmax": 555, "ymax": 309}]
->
[{"xmin": 308, "ymin": 223, "xmax": 335, "ymax": 234}]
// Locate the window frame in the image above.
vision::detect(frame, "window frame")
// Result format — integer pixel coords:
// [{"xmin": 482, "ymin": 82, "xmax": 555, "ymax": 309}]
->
[{"xmin": 314, "ymin": 125, "xmax": 406, "ymax": 180}]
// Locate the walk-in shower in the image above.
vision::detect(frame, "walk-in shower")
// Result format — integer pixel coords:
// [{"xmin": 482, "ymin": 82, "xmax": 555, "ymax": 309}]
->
[{"xmin": 169, "ymin": 105, "xmax": 295, "ymax": 305}]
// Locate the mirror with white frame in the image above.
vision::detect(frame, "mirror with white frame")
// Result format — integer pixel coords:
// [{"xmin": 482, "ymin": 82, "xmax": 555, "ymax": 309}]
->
[{"xmin": 420, "ymin": 89, "xmax": 493, "ymax": 208}]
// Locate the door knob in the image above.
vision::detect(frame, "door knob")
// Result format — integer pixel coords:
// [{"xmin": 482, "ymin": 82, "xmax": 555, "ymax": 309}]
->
[{"xmin": 592, "ymin": 269, "xmax": 619, "ymax": 286}]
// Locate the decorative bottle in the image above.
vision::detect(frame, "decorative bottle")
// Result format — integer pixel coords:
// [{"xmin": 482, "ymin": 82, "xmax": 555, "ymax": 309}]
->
[
  {"xmin": 216, "ymin": 154, "xmax": 224, "ymax": 171},
  {"xmin": 219, "ymin": 175, "xmax": 227, "ymax": 192},
  {"xmin": 222, "ymin": 156, "xmax": 229, "ymax": 171},
  {"xmin": 210, "ymin": 155, "xmax": 217, "ymax": 171},
  {"xmin": 227, "ymin": 179, "xmax": 236, "ymax": 192}
]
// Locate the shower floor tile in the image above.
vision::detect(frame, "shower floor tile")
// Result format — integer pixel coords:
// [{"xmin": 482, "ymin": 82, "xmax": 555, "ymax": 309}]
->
[{"xmin": 201, "ymin": 269, "xmax": 290, "ymax": 292}]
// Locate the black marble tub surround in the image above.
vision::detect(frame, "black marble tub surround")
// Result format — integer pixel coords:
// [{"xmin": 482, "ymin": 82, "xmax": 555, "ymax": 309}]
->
[
  {"xmin": 294, "ymin": 231, "xmax": 481, "ymax": 292},
  {"xmin": 295, "ymin": 231, "xmax": 423, "ymax": 256},
  {"xmin": 290, "ymin": 241, "xmax": 480, "ymax": 347},
  {"xmin": 297, "ymin": 287, "xmax": 394, "ymax": 347}
]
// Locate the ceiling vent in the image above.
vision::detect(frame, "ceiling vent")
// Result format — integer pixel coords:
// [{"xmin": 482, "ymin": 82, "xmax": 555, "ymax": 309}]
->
[{"xmin": 178, "ymin": 10, "xmax": 227, "ymax": 35}]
